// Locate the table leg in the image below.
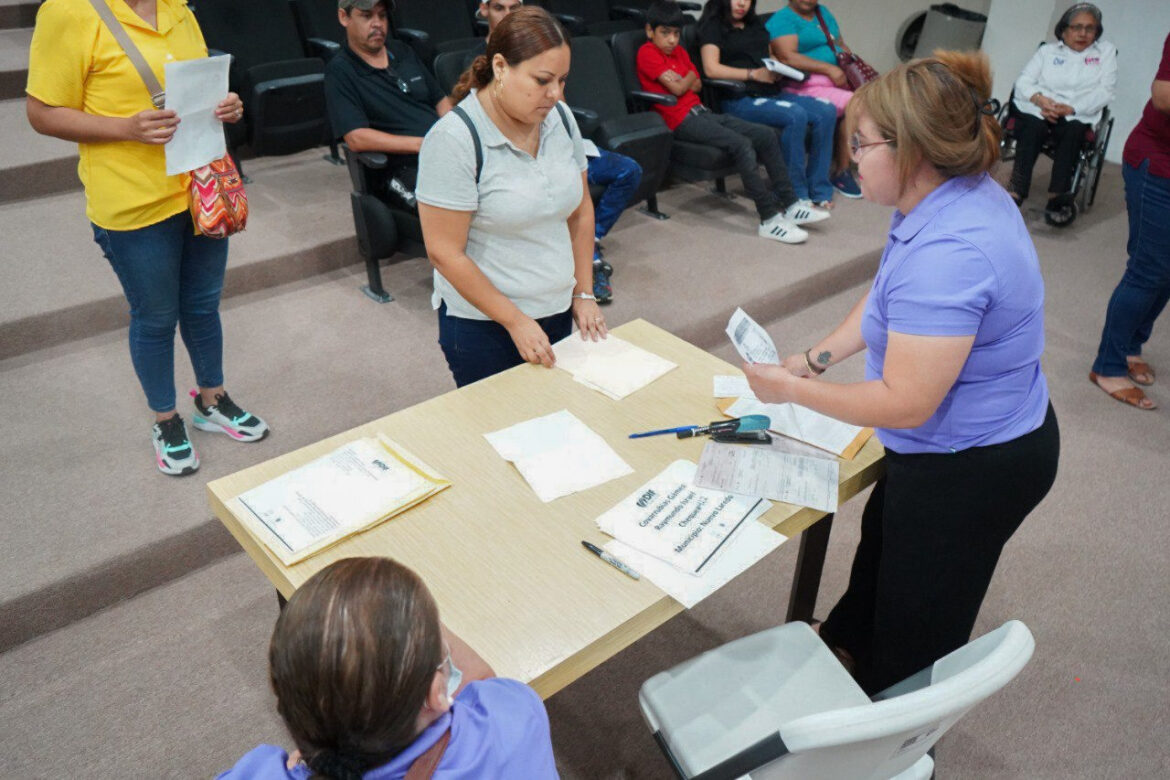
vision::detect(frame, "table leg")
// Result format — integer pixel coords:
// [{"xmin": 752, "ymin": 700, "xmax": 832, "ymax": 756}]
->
[
  {"xmin": 786, "ymin": 513, "xmax": 834, "ymax": 623},
  {"xmin": 277, "ymin": 589, "xmax": 287, "ymax": 611}
]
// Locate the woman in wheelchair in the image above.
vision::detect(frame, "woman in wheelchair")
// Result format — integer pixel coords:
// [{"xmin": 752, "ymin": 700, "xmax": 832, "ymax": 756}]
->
[{"xmin": 1006, "ymin": 2, "xmax": 1116, "ymax": 226}]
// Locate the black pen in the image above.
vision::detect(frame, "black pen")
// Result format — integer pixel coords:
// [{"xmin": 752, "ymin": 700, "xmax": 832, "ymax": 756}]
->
[{"xmin": 581, "ymin": 541, "xmax": 641, "ymax": 580}]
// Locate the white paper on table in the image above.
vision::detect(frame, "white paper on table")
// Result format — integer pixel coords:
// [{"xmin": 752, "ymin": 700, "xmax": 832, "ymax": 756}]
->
[
  {"xmin": 583, "ymin": 138, "xmax": 602, "ymax": 158},
  {"xmin": 726, "ymin": 396, "xmax": 863, "ymax": 456},
  {"xmin": 596, "ymin": 460, "xmax": 770, "ymax": 574},
  {"xmin": 552, "ymin": 334, "xmax": 677, "ymax": 400},
  {"xmin": 484, "ymin": 410, "xmax": 632, "ymax": 502},
  {"xmin": 713, "ymin": 374, "xmax": 756, "ymax": 400},
  {"xmin": 237, "ymin": 437, "xmax": 444, "ymax": 555},
  {"xmin": 763, "ymin": 57, "xmax": 807, "ymax": 81},
  {"xmin": 695, "ymin": 440, "xmax": 839, "ymax": 513},
  {"xmin": 726, "ymin": 308, "xmax": 779, "ymax": 365},
  {"xmin": 605, "ymin": 520, "xmax": 786, "ymax": 608},
  {"xmin": 164, "ymin": 55, "xmax": 229, "ymax": 175}
]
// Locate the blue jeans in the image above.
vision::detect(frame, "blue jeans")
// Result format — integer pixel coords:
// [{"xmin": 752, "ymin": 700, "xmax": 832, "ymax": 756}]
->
[
  {"xmin": 437, "ymin": 301, "xmax": 573, "ymax": 387},
  {"xmin": 1092, "ymin": 160, "xmax": 1170, "ymax": 377},
  {"xmin": 92, "ymin": 211, "xmax": 229, "ymax": 413},
  {"xmin": 587, "ymin": 149, "xmax": 642, "ymax": 240},
  {"xmin": 722, "ymin": 92, "xmax": 836, "ymax": 203}
]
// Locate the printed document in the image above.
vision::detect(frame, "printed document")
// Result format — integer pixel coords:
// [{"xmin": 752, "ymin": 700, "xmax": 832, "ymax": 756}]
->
[
  {"xmin": 596, "ymin": 460, "xmax": 770, "ymax": 574},
  {"xmin": 235, "ymin": 436, "xmax": 451, "ymax": 565},
  {"xmin": 726, "ymin": 308, "xmax": 779, "ymax": 364},
  {"xmin": 763, "ymin": 58, "xmax": 807, "ymax": 81},
  {"xmin": 484, "ymin": 410, "xmax": 633, "ymax": 502},
  {"xmin": 606, "ymin": 520, "xmax": 785, "ymax": 608},
  {"xmin": 695, "ymin": 440, "xmax": 839, "ymax": 513},
  {"xmin": 164, "ymin": 55, "xmax": 230, "ymax": 175},
  {"xmin": 713, "ymin": 374, "xmax": 756, "ymax": 400},
  {"xmin": 726, "ymin": 396, "xmax": 864, "ymax": 456},
  {"xmin": 552, "ymin": 334, "xmax": 677, "ymax": 400}
]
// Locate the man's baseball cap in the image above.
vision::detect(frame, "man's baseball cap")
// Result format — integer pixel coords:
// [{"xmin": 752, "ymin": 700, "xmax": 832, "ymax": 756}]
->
[{"xmin": 338, "ymin": 0, "xmax": 385, "ymax": 10}]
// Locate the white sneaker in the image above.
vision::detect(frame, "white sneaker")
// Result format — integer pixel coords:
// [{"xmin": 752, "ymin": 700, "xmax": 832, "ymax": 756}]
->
[
  {"xmin": 192, "ymin": 390, "xmax": 270, "ymax": 442},
  {"xmin": 784, "ymin": 199, "xmax": 831, "ymax": 225},
  {"xmin": 758, "ymin": 213, "xmax": 808, "ymax": 244},
  {"xmin": 152, "ymin": 415, "xmax": 200, "ymax": 476}
]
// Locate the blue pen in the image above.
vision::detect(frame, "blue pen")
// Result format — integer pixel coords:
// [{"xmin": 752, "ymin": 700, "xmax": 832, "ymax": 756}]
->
[{"xmin": 629, "ymin": 425, "xmax": 698, "ymax": 439}]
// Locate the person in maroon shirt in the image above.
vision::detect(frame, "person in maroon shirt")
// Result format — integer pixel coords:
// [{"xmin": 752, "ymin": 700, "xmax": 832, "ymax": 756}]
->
[
  {"xmin": 636, "ymin": 0, "xmax": 828, "ymax": 244},
  {"xmin": 1089, "ymin": 31, "xmax": 1170, "ymax": 410}
]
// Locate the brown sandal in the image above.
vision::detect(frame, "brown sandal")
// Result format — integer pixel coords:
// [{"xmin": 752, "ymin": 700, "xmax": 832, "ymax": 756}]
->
[
  {"xmin": 1127, "ymin": 359, "xmax": 1155, "ymax": 386},
  {"xmin": 1089, "ymin": 372, "xmax": 1156, "ymax": 410}
]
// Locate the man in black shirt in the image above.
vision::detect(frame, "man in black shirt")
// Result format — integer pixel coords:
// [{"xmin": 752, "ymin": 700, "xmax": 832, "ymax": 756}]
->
[{"xmin": 326, "ymin": 0, "xmax": 453, "ymax": 194}]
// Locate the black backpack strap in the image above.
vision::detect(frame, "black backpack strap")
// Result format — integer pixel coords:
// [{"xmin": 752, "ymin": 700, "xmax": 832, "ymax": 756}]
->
[
  {"xmin": 554, "ymin": 101, "xmax": 572, "ymax": 138},
  {"xmin": 451, "ymin": 105, "xmax": 483, "ymax": 184}
]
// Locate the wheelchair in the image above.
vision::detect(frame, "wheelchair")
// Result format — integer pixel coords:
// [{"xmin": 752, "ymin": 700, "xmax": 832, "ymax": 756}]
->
[{"xmin": 997, "ymin": 91, "xmax": 1114, "ymax": 227}]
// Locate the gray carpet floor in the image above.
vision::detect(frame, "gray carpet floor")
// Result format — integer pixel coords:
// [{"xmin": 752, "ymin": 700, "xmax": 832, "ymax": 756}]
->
[{"xmin": 2, "ymin": 157, "xmax": 1168, "ymax": 778}]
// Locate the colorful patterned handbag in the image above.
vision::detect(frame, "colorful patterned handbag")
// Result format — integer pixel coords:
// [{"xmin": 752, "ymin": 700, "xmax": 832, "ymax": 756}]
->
[{"xmin": 189, "ymin": 156, "xmax": 248, "ymax": 238}]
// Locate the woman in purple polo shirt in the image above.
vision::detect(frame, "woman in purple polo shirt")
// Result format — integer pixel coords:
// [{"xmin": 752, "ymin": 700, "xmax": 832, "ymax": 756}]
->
[
  {"xmin": 218, "ymin": 557, "xmax": 558, "ymax": 779},
  {"xmin": 744, "ymin": 51, "xmax": 1060, "ymax": 695}
]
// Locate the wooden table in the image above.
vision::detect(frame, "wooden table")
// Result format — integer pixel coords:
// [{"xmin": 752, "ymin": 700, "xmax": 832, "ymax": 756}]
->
[{"xmin": 208, "ymin": 319, "xmax": 884, "ymax": 698}]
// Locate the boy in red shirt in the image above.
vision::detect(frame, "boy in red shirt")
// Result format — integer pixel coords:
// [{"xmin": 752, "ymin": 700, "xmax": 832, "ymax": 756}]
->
[{"xmin": 635, "ymin": 0, "xmax": 828, "ymax": 244}]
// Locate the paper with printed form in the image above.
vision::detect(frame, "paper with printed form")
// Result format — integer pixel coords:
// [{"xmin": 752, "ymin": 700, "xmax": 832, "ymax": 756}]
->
[
  {"xmin": 552, "ymin": 334, "xmax": 677, "ymax": 400},
  {"xmin": 596, "ymin": 460, "xmax": 770, "ymax": 575},
  {"xmin": 605, "ymin": 520, "xmax": 786, "ymax": 608},
  {"xmin": 726, "ymin": 308, "xmax": 779, "ymax": 364},
  {"xmin": 695, "ymin": 440, "xmax": 839, "ymax": 513},
  {"xmin": 484, "ymin": 410, "xmax": 633, "ymax": 502},
  {"xmin": 713, "ymin": 374, "xmax": 756, "ymax": 400},
  {"xmin": 726, "ymin": 396, "xmax": 865, "ymax": 457},
  {"xmin": 164, "ymin": 55, "xmax": 230, "ymax": 175},
  {"xmin": 235, "ymin": 435, "xmax": 451, "ymax": 565}
]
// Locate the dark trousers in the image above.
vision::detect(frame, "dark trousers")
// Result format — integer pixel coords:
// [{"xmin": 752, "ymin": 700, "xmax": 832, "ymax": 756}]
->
[
  {"xmin": 820, "ymin": 403, "xmax": 1060, "ymax": 695},
  {"xmin": 1092, "ymin": 160, "xmax": 1170, "ymax": 376},
  {"xmin": 1008, "ymin": 107, "xmax": 1090, "ymax": 199},
  {"xmin": 437, "ymin": 301, "xmax": 573, "ymax": 388},
  {"xmin": 674, "ymin": 110, "xmax": 797, "ymax": 221}
]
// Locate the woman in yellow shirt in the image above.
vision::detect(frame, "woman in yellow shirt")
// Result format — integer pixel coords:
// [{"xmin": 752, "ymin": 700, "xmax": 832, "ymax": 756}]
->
[{"xmin": 26, "ymin": 0, "xmax": 269, "ymax": 476}]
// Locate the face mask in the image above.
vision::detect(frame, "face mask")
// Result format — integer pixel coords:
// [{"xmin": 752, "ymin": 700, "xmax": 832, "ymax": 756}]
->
[{"xmin": 445, "ymin": 655, "xmax": 463, "ymax": 704}]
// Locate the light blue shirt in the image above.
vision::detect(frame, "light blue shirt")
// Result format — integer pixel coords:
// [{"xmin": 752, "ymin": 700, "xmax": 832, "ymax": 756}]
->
[
  {"xmin": 860, "ymin": 173, "xmax": 1050, "ymax": 454},
  {"xmin": 218, "ymin": 679, "xmax": 558, "ymax": 779},
  {"xmin": 765, "ymin": 5, "xmax": 840, "ymax": 67}
]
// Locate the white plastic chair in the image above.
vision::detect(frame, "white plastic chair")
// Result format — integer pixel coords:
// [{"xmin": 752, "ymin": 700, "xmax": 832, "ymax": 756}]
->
[{"xmin": 639, "ymin": 620, "xmax": 1035, "ymax": 779}]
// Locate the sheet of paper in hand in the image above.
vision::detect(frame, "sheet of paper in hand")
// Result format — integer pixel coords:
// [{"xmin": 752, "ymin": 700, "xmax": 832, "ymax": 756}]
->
[{"xmin": 726, "ymin": 307, "xmax": 779, "ymax": 364}]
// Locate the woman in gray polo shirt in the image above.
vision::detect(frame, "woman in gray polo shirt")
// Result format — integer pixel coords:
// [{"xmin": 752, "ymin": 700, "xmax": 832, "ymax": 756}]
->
[{"xmin": 416, "ymin": 7, "xmax": 606, "ymax": 387}]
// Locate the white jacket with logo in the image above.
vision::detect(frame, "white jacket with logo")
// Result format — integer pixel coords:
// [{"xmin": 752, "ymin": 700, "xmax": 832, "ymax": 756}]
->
[{"xmin": 1012, "ymin": 40, "xmax": 1117, "ymax": 127}]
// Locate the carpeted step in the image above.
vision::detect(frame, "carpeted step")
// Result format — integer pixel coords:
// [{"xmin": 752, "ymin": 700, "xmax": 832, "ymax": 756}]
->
[
  {"xmin": 0, "ymin": 148, "xmax": 362, "ymax": 361},
  {"xmin": 0, "ymin": 26, "xmax": 30, "ymax": 101},
  {"xmin": 0, "ymin": 0, "xmax": 37, "ymax": 31},
  {"xmin": 0, "ymin": 93, "xmax": 84, "ymax": 203}
]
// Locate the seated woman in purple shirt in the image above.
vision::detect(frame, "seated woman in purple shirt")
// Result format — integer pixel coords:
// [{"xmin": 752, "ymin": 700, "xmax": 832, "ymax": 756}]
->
[
  {"xmin": 218, "ymin": 557, "xmax": 558, "ymax": 779},
  {"xmin": 744, "ymin": 51, "xmax": 1060, "ymax": 696}
]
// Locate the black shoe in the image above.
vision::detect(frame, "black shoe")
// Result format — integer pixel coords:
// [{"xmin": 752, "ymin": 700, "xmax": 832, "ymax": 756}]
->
[
  {"xmin": 1044, "ymin": 193, "xmax": 1076, "ymax": 227},
  {"xmin": 592, "ymin": 260, "xmax": 613, "ymax": 304}
]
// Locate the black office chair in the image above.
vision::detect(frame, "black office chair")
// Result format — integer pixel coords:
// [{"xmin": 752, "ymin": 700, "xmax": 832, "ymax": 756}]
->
[
  {"xmin": 610, "ymin": 0, "xmax": 701, "ymax": 25},
  {"xmin": 563, "ymin": 36, "xmax": 672, "ymax": 218},
  {"xmin": 535, "ymin": 0, "xmax": 640, "ymax": 38},
  {"xmin": 392, "ymin": 0, "xmax": 484, "ymax": 68},
  {"xmin": 433, "ymin": 48, "xmax": 480, "ymax": 97},
  {"xmin": 342, "ymin": 145, "xmax": 425, "ymax": 303},
  {"xmin": 609, "ymin": 28, "xmax": 738, "ymax": 198},
  {"xmin": 193, "ymin": 0, "xmax": 329, "ymax": 169},
  {"xmin": 289, "ymin": 0, "xmax": 344, "ymax": 61}
]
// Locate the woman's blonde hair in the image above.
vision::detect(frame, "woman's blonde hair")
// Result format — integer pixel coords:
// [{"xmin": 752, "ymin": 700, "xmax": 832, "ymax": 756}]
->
[{"xmin": 846, "ymin": 50, "xmax": 1001, "ymax": 195}]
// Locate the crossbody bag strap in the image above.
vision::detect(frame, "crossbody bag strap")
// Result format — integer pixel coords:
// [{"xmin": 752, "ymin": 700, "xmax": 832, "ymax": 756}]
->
[
  {"xmin": 451, "ymin": 104, "xmax": 484, "ymax": 185},
  {"xmin": 87, "ymin": 0, "xmax": 165, "ymax": 108},
  {"xmin": 554, "ymin": 101, "xmax": 572, "ymax": 138},
  {"xmin": 813, "ymin": 6, "xmax": 841, "ymax": 60},
  {"xmin": 403, "ymin": 728, "xmax": 452, "ymax": 780}
]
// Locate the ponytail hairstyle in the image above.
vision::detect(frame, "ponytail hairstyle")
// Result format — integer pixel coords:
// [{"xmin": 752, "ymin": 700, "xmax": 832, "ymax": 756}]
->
[
  {"xmin": 451, "ymin": 6, "xmax": 569, "ymax": 102},
  {"xmin": 269, "ymin": 557, "xmax": 444, "ymax": 780},
  {"xmin": 845, "ymin": 49, "xmax": 1001, "ymax": 196}
]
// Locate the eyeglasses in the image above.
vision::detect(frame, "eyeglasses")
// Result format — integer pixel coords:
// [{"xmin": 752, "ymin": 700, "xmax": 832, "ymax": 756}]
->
[
  {"xmin": 1066, "ymin": 24, "xmax": 1097, "ymax": 34},
  {"xmin": 436, "ymin": 643, "xmax": 452, "ymax": 674},
  {"xmin": 849, "ymin": 132, "xmax": 892, "ymax": 162}
]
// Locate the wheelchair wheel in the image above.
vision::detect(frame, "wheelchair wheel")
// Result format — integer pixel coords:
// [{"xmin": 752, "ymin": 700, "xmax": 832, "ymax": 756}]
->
[{"xmin": 1086, "ymin": 116, "xmax": 1114, "ymax": 210}]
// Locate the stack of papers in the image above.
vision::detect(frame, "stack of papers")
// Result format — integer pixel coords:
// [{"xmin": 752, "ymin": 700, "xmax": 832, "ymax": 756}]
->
[
  {"xmin": 695, "ymin": 440, "xmax": 840, "ymax": 513},
  {"xmin": 552, "ymin": 334, "xmax": 677, "ymax": 400},
  {"xmin": 595, "ymin": 461, "xmax": 786, "ymax": 608},
  {"xmin": 713, "ymin": 374, "xmax": 756, "ymax": 400},
  {"xmin": 484, "ymin": 410, "xmax": 632, "ymax": 502},
  {"xmin": 235, "ymin": 436, "xmax": 451, "ymax": 565},
  {"xmin": 726, "ymin": 397, "xmax": 867, "ymax": 457}
]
